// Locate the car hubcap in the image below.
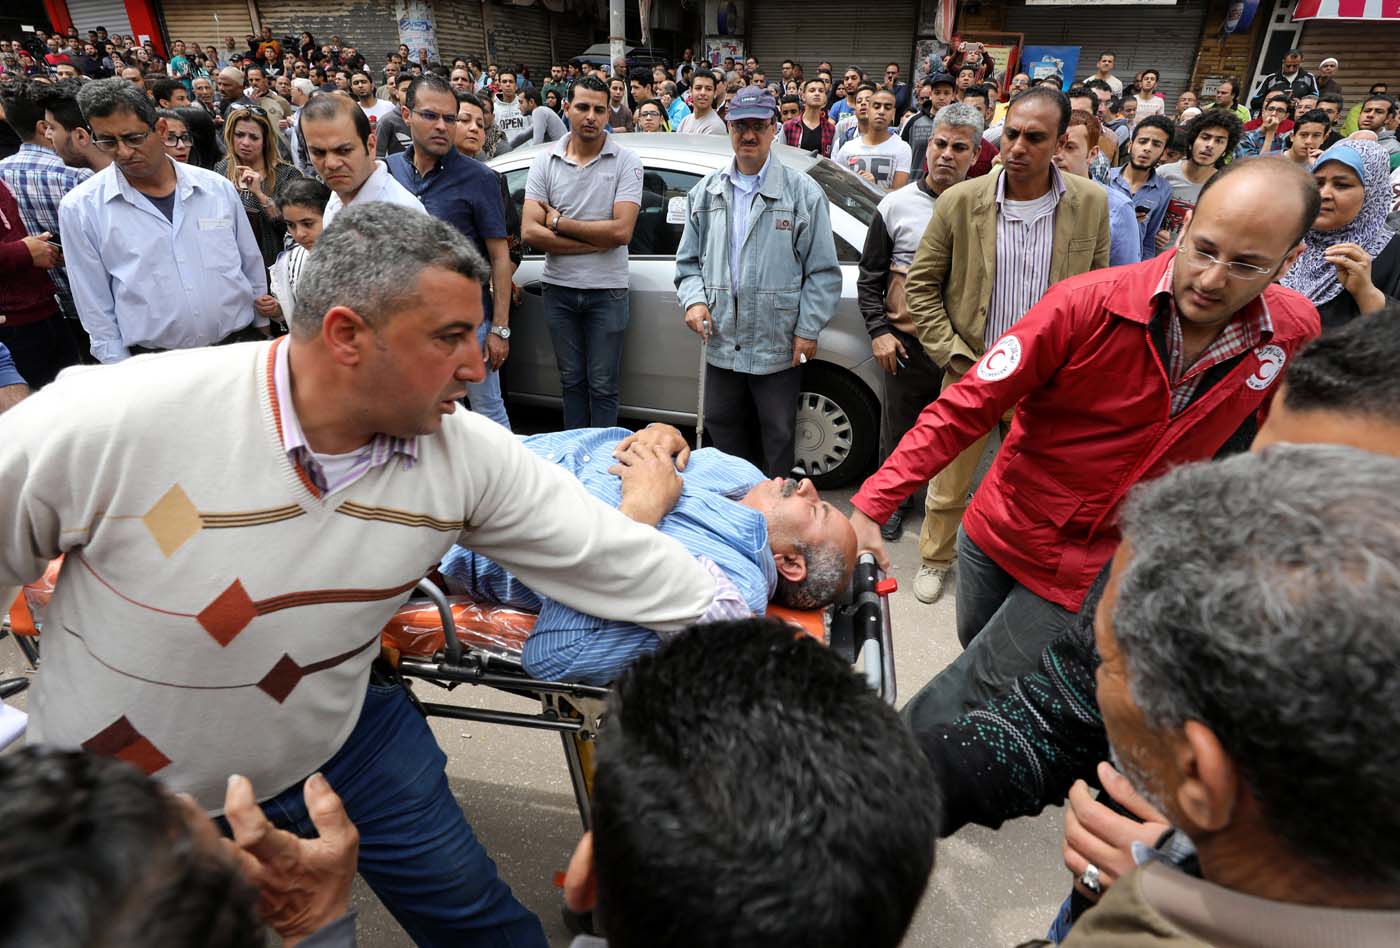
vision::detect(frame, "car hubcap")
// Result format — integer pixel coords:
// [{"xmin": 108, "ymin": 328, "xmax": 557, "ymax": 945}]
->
[{"xmin": 795, "ymin": 391, "xmax": 852, "ymax": 475}]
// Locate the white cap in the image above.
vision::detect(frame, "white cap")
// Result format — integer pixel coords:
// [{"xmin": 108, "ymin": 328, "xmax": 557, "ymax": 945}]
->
[{"xmin": 1320, "ymin": 57, "xmax": 1339, "ymax": 68}]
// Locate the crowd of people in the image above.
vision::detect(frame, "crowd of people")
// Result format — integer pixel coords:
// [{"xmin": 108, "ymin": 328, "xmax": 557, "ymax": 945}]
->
[{"xmin": 1, "ymin": 19, "xmax": 1400, "ymax": 948}]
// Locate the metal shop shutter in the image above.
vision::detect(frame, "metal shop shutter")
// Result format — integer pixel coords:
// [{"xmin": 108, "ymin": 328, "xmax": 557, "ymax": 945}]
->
[
  {"xmin": 162, "ymin": 0, "xmax": 255, "ymax": 56},
  {"xmin": 66, "ymin": 0, "xmax": 132, "ymax": 38},
  {"xmin": 433, "ymin": 0, "xmax": 487, "ymax": 61},
  {"xmin": 260, "ymin": 0, "xmax": 402, "ymax": 71},
  {"xmin": 1299, "ymin": 21, "xmax": 1400, "ymax": 107},
  {"xmin": 551, "ymin": 13, "xmax": 596, "ymax": 66},
  {"xmin": 748, "ymin": 0, "xmax": 919, "ymax": 80},
  {"xmin": 1004, "ymin": 0, "xmax": 1209, "ymax": 102},
  {"xmin": 489, "ymin": 2, "xmax": 554, "ymax": 79}
]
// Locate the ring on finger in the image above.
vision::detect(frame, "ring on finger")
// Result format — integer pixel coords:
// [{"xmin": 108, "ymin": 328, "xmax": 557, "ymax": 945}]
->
[{"xmin": 1079, "ymin": 863, "xmax": 1102, "ymax": 895}]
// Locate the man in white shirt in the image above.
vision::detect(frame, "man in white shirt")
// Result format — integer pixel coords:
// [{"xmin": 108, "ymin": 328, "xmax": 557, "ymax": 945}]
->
[
  {"xmin": 349, "ymin": 68, "xmax": 395, "ymax": 124},
  {"xmin": 1082, "ymin": 52, "xmax": 1123, "ymax": 96},
  {"xmin": 58, "ymin": 79, "xmax": 266, "ymax": 363},
  {"xmin": 832, "ymin": 88, "xmax": 912, "ymax": 193},
  {"xmin": 677, "ymin": 71, "xmax": 726, "ymax": 135},
  {"xmin": 493, "ymin": 72, "xmax": 529, "ymax": 142},
  {"xmin": 300, "ymin": 93, "xmax": 425, "ymax": 226}
]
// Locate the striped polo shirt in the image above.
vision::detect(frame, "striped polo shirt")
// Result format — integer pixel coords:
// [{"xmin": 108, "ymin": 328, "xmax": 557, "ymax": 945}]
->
[{"xmin": 985, "ymin": 166, "xmax": 1066, "ymax": 346}]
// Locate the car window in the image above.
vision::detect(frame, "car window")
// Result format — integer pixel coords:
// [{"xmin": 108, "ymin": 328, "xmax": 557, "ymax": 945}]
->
[
  {"xmin": 503, "ymin": 164, "xmax": 703, "ymax": 258},
  {"xmin": 834, "ymin": 233, "xmax": 861, "ymax": 263},
  {"xmin": 806, "ymin": 158, "xmax": 879, "ymax": 228},
  {"xmin": 504, "ymin": 166, "xmax": 535, "ymax": 255},
  {"xmin": 631, "ymin": 167, "xmax": 702, "ymax": 257}
]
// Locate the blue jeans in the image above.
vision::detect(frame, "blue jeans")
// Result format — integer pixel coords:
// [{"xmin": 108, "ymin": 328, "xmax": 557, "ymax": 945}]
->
[
  {"xmin": 467, "ymin": 318, "xmax": 511, "ymax": 430},
  {"xmin": 252, "ymin": 679, "xmax": 547, "ymax": 948},
  {"xmin": 541, "ymin": 283, "xmax": 629, "ymax": 429}
]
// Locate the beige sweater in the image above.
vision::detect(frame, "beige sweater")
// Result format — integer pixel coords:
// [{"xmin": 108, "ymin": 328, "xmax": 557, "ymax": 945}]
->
[{"xmin": 0, "ymin": 341, "xmax": 715, "ymax": 810}]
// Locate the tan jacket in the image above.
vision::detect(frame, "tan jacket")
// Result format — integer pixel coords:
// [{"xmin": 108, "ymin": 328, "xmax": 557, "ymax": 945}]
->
[
  {"xmin": 1020, "ymin": 862, "xmax": 1400, "ymax": 948},
  {"xmin": 905, "ymin": 168, "xmax": 1110, "ymax": 374}
]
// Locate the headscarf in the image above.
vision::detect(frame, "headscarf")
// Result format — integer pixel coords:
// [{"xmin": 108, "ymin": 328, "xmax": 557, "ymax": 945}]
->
[{"xmin": 1282, "ymin": 139, "xmax": 1395, "ymax": 306}]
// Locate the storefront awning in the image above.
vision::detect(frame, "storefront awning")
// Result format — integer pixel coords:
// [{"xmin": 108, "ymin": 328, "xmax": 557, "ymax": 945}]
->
[{"xmin": 1292, "ymin": 0, "xmax": 1400, "ymax": 20}]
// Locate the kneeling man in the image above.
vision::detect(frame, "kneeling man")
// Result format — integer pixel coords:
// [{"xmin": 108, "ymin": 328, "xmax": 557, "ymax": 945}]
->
[{"xmin": 439, "ymin": 424, "xmax": 858, "ymax": 683}]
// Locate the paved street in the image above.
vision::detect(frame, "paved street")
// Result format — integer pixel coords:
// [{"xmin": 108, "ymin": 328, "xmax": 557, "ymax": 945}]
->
[{"xmin": 0, "ymin": 423, "xmax": 1074, "ymax": 947}]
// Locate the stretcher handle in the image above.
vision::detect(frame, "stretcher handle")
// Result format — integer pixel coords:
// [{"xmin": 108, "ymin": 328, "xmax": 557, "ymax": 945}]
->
[
  {"xmin": 853, "ymin": 552, "xmax": 897, "ymax": 706},
  {"xmin": 415, "ymin": 578, "xmax": 463, "ymax": 667}
]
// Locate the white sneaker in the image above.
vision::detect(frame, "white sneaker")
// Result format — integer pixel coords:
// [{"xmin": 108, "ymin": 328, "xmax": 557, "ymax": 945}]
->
[{"xmin": 913, "ymin": 566, "xmax": 948, "ymax": 604}]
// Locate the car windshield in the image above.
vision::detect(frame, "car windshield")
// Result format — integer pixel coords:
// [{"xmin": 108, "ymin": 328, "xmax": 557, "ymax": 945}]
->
[{"xmin": 806, "ymin": 158, "xmax": 879, "ymax": 227}]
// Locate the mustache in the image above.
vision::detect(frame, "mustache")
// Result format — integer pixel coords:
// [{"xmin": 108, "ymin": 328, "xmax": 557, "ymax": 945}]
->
[{"xmin": 780, "ymin": 478, "xmax": 799, "ymax": 498}]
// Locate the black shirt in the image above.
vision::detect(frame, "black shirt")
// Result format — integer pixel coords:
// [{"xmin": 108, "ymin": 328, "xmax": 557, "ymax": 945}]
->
[{"xmin": 799, "ymin": 120, "xmax": 822, "ymax": 153}]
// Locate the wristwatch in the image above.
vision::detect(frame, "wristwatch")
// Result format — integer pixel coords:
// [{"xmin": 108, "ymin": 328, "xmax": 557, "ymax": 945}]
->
[{"xmin": 490, "ymin": 325, "xmax": 511, "ymax": 340}]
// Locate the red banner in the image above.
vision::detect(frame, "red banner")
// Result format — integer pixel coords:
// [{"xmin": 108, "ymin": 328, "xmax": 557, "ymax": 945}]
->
[{"xmin": 1292, "ymin": 0, "xmax": 1400, "ymax": 20}]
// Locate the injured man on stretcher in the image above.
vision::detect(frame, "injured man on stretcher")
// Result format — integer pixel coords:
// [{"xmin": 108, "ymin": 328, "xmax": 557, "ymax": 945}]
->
[{"xmin": 438, "ymin": 424, "xmax": 858, "ymax": 684}]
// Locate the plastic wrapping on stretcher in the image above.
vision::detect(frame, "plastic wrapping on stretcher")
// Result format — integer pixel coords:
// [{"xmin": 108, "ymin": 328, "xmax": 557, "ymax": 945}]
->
[
  {"xmin": 380, "ymin": 597, "xmax": 539, "ymax": 661},
  {"xmin": 10, "ymin": 557, "xmax": 61, "ymax": 637}
]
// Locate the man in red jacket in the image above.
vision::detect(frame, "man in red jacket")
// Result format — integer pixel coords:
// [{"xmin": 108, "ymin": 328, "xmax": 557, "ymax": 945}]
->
[
  {"xmin": 852, "ymin": 158, "xmax": 1323, "ymax": 725},
  {"xmin": 0, "ymin": 178, "xmax": 69, "ymax": 388}
]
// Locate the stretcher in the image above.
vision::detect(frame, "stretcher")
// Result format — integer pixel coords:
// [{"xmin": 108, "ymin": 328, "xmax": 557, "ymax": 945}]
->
[{"xmin": 4, "ymin": 554, "xmax": 897, "ymax": 829}]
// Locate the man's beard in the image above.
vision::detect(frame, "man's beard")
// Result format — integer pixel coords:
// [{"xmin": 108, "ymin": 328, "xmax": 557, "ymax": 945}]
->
[{"xmin": 1109, "ymin": 744, "xmax": 1171, "ymax": 817}]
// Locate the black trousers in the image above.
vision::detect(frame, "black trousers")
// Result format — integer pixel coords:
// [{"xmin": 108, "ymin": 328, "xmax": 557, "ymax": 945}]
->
[
  {"xmin": 0, "ymin": 314, "xmax": 81, "ymax": 389},
  {"xmin": 128, "ymin": 322, "xmax": 265, "ymax": 356},
  {"xmin": 878, "ymin": 330, "xmax": 943, "ymax": 513},
  {"xmin": 703, "ymin": 363, "xmax": 803, "ymax": 478}
]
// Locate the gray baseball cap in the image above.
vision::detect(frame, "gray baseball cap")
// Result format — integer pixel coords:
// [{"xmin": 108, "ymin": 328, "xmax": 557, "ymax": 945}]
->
[{"xmin": 725, "ymin": 86, "xmax": 777, "ymax": 122}]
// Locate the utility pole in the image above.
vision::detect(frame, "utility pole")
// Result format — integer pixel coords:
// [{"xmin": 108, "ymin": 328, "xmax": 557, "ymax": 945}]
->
[{"xmin": 609, "ymin": 0, "xmax": 626, "ymax": 77}]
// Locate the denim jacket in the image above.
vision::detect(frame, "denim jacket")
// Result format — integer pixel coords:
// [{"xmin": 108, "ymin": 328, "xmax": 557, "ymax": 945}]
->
[{"xmin": 674, "ymin": 159, "xmax": 842, "ymax": 375}]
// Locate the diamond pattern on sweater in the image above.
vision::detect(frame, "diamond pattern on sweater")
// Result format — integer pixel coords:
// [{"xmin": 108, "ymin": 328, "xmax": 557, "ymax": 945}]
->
[
  {"xmin": 257, "ymin": 653, "xmax": 304, "ymax": 703},
  {"xmin": 142, "ymin": 485, "xmax": 204, "ymax": 556},
  {"xmin": 197, "ymin": 580, "xmax": 257, "ymax": 646},
  {"xmin": 82, "ymin": 716, "xmax": 172, "ymax": 775}
]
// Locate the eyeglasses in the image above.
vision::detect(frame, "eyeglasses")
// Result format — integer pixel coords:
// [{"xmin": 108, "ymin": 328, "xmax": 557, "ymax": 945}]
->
[
  {"xmin": 91, "ymin": 130, "xmax": 153, "ymax": 151},
  {"xmin": 637, "ymin": 110, "xmax": 662, "ymax": 119},
  {"xmin": 1180, "ymin": 244, "xmax": 1279, "ymax": 281},
  {"xmin": 411, "ymin": 108, "xmax": 458, "ymax": 126},
  {"xmin": 164, "ymin": 133, "xmax": 194, "ymax": 146}
]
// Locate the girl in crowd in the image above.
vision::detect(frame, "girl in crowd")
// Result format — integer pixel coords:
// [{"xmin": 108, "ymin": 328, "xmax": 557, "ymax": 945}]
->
[
  {"xmin": 213, "ymin": 106, "xmax": 305, "ymax": 268},
  {"xmin": 174, "ymin": 105, "xmax": 221, "ymax": 168},
  {"xmin": 155, "ymin": 109, "xmax": 192, "ymax": 163},
  {"xmin": 1283, "ymin": 138, "xmax": 1400, "ymax": 328},
  {"xmin": 264, "ymin": 177, "xmax": 331, "ymax": 335}
]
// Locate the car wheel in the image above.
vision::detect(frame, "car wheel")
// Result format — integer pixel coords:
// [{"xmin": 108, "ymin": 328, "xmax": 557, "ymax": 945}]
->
[{"xmin": 795, "ymin": 363, "xmax": 879, "ymax": 489}]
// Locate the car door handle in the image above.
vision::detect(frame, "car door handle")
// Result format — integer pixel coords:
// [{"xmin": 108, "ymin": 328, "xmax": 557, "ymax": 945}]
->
[{"xmin": 522, "ymin": 281, "xmax": 543, "ymax": 296}]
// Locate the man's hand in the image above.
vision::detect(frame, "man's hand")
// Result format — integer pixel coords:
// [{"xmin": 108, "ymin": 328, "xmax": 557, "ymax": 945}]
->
[
  {"xmin": 610, "ymin": 442, "xmax": 683, "ymax": 527},
  {"xmin": 254, "ymin": 294, "xmax": 282, "ymax": 317},
  {"xmin": 615, "ymin": 423, "xmax": 690, "ymax": 470},
  {"xmin": 849, "ymin": 508, "xmax": 891, "ymax": 570},
  {"xmin": 485, "ymin": 332, "xmax": 509, "ymax": 371},
  {"xmin": 1154, "ymin": 229, "xmax": 1172, "ymax": 251},
  {"xmin": 871, "ymin": 333, "xmax": 907, "ymax": 376},
  {"xmin": 684, "ymin": 303, "xmax": 711, "ymax": 341},
  {"xmin": 1062, "ymin": 761, "xmax": 1171, "ymax": 903},
  {"xmin": 791, "ymin": 335, "xmax": 817, "ymax": 367},
  {"xmin": 222, "ymin": 772, "xmax": 359, "ymax": 947},
  {"xmin": 22, "ymin": 232, "xmax": 62, "ymax": 269}
]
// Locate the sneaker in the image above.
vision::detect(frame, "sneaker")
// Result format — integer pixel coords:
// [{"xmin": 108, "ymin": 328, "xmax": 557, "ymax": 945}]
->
[
  {"xmin": 913, "ymin": 566, "xmax": 948, "ymax": 604},
  {"xmin": 879, "ymin": 509, "xmax": 906, "ymax": 542}
]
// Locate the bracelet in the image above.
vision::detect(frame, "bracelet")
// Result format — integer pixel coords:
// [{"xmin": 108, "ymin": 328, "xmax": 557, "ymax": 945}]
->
[{"xmin": 550, "ymin": 212, "xmax": 562, "ymax": 233}]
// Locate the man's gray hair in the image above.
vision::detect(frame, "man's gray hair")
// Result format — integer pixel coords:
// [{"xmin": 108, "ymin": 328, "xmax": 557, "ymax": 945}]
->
[
  {"xmin": 77, "ymin": 76, "xmax": 156, "ymax": 127},
  {"xmin": 292, "ymin": 203, "xmax": 491, "ymax": 336},
  {"xmin": 1114, "ymin": 445, "xmax": 1400, "ymax": 887},
  {"xmin": 932, "ymin": 101, "xmax": 985, "ymax": 139},
  {"xmin": 775, "ymin": 541, "xmax": 852, "ymax": 611}
]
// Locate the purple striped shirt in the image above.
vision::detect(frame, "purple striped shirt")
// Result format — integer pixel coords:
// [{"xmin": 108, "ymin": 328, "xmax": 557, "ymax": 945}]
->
[
  {"xmin": 273, "ymin": 339, "xmax": 417, "ymax": 495},
  {"xmin": 985, "ymin": 166, "xmax": 1066, "ymax": 346}
]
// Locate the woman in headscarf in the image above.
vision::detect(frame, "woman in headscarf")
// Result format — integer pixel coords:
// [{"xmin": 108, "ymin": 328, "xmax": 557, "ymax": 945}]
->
[{"xmin": 1282, "ymin": 138, "xmax": 1400, "ymax": 329}]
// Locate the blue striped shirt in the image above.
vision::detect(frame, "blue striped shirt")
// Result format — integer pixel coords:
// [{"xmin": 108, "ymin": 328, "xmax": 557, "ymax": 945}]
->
[
  {"xmin": 986, "ymin": 166, "xmax": 1065, "ymax": 346},
  {"xmin": 439, "ymin": 428, "xmax": 776, "ymax": 684},
  {"xmin": 0, "ymin": 143, "xmax": 91, "ymax": 301}
]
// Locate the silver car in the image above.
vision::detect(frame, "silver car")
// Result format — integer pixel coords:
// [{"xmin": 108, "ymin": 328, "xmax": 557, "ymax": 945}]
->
[{"xmin": 490, "ymin": 134, "xmax": 883, "ymax": 487}]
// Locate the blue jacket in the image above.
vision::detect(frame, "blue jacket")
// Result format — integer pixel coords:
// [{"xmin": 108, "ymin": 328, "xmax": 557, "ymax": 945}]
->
[{"xmin": 674, "ymin": 158, "xmax": 842, "ymax": 375}]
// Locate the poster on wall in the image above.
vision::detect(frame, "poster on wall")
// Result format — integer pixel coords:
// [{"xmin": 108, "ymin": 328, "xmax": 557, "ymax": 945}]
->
[
  {"xmin": 706, "ymin": 0, "xmax": 745, "ymax": 36},
  {"xmin": 705, "ymin": 37, "xmax": 745, "ymax": 66},
  {"xmin": 1222, "ymin": 0, "xmax": 1260, "ymax": 34},
  {"xmin": 981, "ymin": 43, "xmax": 1019, "ymax": 83},
  {"xmin": 914, "ymin": 38, "xmax": 951, "ymax": 87},
  {"xmin": 396, "ymin": 0, "xmax": 438, "ymax": 63},
  {"xmin": 1022, "ymin": 45, "xmax": 1080, "ymax": 89}
]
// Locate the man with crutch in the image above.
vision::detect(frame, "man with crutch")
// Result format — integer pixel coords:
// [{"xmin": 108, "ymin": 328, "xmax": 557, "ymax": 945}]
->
[{"xmin": 675, "ymin": 87, "xmax": 842, "ymax": 476}]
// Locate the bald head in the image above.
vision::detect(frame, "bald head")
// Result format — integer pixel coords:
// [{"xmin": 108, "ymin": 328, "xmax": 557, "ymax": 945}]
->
[
  {"xmin": 1196, "ymin": 156, "xmax": 1320, "ymax": 246},
  {"xmin": 219, "ymin": 66, "xmax": 244, "ymax": 84}
]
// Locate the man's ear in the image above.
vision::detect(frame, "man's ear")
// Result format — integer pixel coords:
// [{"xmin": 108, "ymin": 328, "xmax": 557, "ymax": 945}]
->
[
  {"xmin": 1275, "ymin": 240, "xmax": 1307, "ymax": 281},
  {"xmin": 563, "ymin": 831, "xmax": 597, "ymax": 913},
  {"xmin": 1173, "ymin": 719, "xmax": 1238, "ymax": 833},
  {"xmin": 321, "ymin": 305, "xmax": 370, "ymax": 365},
  {"xmin": 773, "ymin": 549, "xmax": 808, "ymax": 584}
]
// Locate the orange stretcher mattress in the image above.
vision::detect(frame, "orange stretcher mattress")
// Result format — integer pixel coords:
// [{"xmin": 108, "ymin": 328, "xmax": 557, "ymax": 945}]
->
[{"xmin": 12, "ymin": 558, "xmax": 827, "ymax": 661}]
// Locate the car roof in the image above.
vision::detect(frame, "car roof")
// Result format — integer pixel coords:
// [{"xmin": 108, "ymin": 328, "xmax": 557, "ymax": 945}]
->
[{"xmin": 489, "ymin": 134, "xmax": 824, "ymax": 174}]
